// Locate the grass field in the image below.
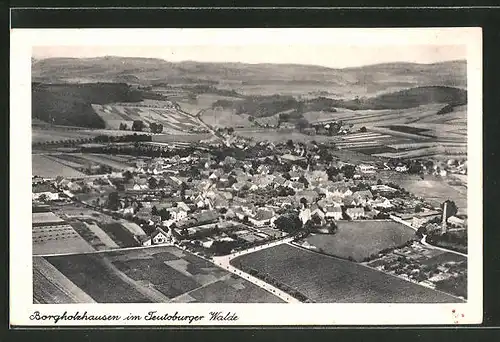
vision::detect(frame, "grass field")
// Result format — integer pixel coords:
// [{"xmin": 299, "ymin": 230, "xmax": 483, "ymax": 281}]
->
[
  {"xmin": 173, "ymin": 274, "xmax": 284, "ymax": 303},
  {"xmin": 231, "ymin": 244, "xmax": 462, "ymax": 303},
  {"xmin": 201, "ymin": 108, "xmax": 254, "ymax": 128},
  {"xmin": 99, "ymin": 223, "xmax": 139, "ymax": 248},
  {"xmin": 32, "ymin": 128, "xmax": 98, "ymax": 144},
  {"xmin": 74, "ymin": 153, "xmax": 134, "ymax": 170},
  {"xmin": 378, "ymin": 171, "xmax": 467, "ymax": 211},
  {"xmin": 151, "ymin": 133, "xmax": 213, "ymax": 143},
  {"xmin": 33, "ymin": 257, "xmax": 96, "ymax": 304},
  {"xmin": 32, "ymin": 154, "xmax": 86, "ymax": 178},
  {"xmin": 38, "ymin": 246, "xmax": 283, "ymax": 303},
  {"xmin": 45, "ymin": 253, "xmax": 154, "ymax": 303},
  {"xmin": 303, "ymin": 220, "xmax": 417, "ymax": 261},
  {"xmin": 32, "ymin": 127, "xmax": 138, "ymax": 144}
]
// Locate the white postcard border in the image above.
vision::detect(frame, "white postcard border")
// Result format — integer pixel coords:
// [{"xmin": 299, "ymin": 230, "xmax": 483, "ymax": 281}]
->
[{"xmin": 10, "ymin": 28, "xmax": 483, "ymax": 326}]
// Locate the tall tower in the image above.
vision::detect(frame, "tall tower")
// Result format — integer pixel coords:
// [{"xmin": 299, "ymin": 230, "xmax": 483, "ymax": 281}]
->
[{"xmin": 441, "ymin": 201, "xmax": 448, "ymax": 234}]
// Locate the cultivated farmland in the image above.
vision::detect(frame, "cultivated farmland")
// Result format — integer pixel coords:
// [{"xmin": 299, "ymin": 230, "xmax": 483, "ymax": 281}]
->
[
  {"xmin": 38, "ymin": 246, "xmax": 284, "ymax": 303},
  {"xmin": 32, "ymin": 212, "xmax": 95, "ymax": 255},
  {"xmin": 303, "ymin": 220, "xmax": 417, "ymax": 262},
  {"xmin": 230, "ymin": 244, "xmax": 463, "ymax": 303},
  {"xmin": 92, "ymin": 101, "xmax": 203, "ymax": 133}
]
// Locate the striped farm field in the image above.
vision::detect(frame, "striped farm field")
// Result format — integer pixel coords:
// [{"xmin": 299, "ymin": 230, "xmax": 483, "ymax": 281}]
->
[
  {"xmin": 33, "ymin": 213, "xmax": 95, "ymax": 256},
  {"xmin": 93, "ymin": 102, "xmax": 202, "ymax": 133},
  {"xmin": 231, "ymin": 244, "xmax": 463, "ymax": 303},
  {"xmin": 36, "ymin": 246, "xmax": 284, "ymax": 303}
]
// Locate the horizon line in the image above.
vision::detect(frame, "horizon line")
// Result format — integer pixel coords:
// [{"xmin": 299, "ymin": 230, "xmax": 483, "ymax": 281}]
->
[{"xmin": 32, "ymin": 55, "xmax": 467, "ymax": 70}]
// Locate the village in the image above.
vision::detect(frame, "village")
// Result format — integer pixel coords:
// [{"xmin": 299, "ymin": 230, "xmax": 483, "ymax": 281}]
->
[{"xmin": 32, "ymin": 133, "xmax": 468, "ymax": 261}]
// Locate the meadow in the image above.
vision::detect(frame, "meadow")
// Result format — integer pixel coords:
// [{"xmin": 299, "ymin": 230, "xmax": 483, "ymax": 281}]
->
[
  {"xmin": 32, "ymin": 154, "xmax": 86, "ymax": 178},
  {"xmin": 230, "ymin": 244, "xmax": 463, "ymax": 303},
  {"xmin": 377, "ymin": 171, "xmax": 467, "ymax": 212},
  {"xmin": 303, "ymin": 220, "xmax": 416, "ymax": 261}
]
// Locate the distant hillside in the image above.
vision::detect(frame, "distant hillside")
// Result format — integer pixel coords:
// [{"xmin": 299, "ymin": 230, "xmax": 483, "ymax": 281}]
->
[
  {"xmin": 32, "ymin": 83, "xmax": 144, "ymax": 128},
  {"xmin": 213, "ymin": 86, "xmax": 466, "ymax": 119},
  {"xmin": 336, "ymin": 86, "xmax": 467, "ymax": 110},
  {"xmin": 32, "ymin": 57, "xmax": 467, "ymax": 93}
]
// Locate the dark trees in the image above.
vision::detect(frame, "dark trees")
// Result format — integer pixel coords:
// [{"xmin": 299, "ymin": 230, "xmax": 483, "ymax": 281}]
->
[{"xmin": 132, "ymin": 120, "xmax": 145, "ymax": 132}]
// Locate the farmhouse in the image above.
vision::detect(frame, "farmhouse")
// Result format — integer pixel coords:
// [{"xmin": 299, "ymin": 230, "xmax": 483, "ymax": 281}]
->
[
  {"xmin": 169, "ymin": 207, "xmax": 188, "ymax": 222},
  {"xmin": 447, "ymin": 215, "xmax": 466, "ymax": 227},
  {"xmin": 358, "ymin": 164, "xmax": 377, "ymax": 174},
  {"xmin": 371, "ymin": 184, "xmax": 397, "ymax": 193},
  {"xmin": 370, "ymin": 196, "xmax": 393, "ymax": 209},
  {"xmin": 299, "ymin": 208, "xmax": 312, "ymax": 225},
  {"xmin": 310, "ymin": 204, "xmax": 326, "ymax": 220},
  {"xmin": 352, "ymin": 190, "xmax": 373, "ymax": 205},
  {"xmin": 32, "ymin": 183, "xmax": 60, "ymax": 201},
  {"xmin": 280, "ymin": 154, "xmax": 306, "ymax": 163},
  {"xmin": 249, "ymin": 208, "xmax": 275, "ymax": 227},
  {"xmin": 325, "ymin": 205, "xmax": 343, "ymax": 220},
  {"xmin": 346, "ymin": 207, "xmax": 365, "ymax": 220},
  {"xmin": 192, "ymin": 210, "xmax": 220, "ymax": 225},
  {"xmin": 143, "ymin": 227, "xmax": 172, "ymax": 246}
]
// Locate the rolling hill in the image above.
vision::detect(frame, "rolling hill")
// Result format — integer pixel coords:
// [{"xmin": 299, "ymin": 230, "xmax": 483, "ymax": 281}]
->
[
  {"xmin": 32, "ymin": 57, "xmax": 466, "ymax": 95},
  {"xmin": 32, "ymin": 57, "xmax": 467, "ymax": 129},
  {"xmin": 32, "ymin": 83, "xmax": 144, "ymax": 128}
]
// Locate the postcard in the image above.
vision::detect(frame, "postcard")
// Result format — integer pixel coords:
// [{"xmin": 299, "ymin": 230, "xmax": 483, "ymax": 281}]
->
[{"xmin": 10, "ymin": 27, "xmax": 482, "ymax": 326}]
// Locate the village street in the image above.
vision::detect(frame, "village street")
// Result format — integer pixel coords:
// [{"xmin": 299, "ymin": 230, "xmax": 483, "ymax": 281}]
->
[
  {"xmin": 420, "ymin": 235, "xmax": 468, "ymax": 257},
  {"xmin": 212, "ymin": 236, "xmax": 301, "ymax": 303}
]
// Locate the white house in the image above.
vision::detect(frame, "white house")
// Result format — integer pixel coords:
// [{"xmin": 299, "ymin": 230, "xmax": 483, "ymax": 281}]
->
[
  {"xmin": 447, "ymin": 215, "xmax": 466, "ymax": 226},
  {"xmin": 395, "ymin": 165, "xmax": 408, "ymax": 173},
  {"xmin": 370, "ymin": 196, "xmax": 393, "ymax": 209},
  {"xmin": 325, "ymin": 205, "xmax": 343, "ymax": 220},
  {"xmin": 299, "ymin": 208, "xmax": 312, "ymax": 225},
  {"xmin": 169, "ymin": 207, "xmax": 188, "ymax": 222},
  {"xmin": 249, "ymin": 208, "xmax": 275, "ymax": 227},
  {"xmin": 32, "ymin": 191, "xmax": 59, "ymax": 201},
  {"xmin": 358, "ymin": 164, "xmax": 377, "ymax": 174},
  {"xmin": 152, "ymin": 228, "xmax": 172, "ymax": 245},
  {"xmin": 177, "ymin": 201, "xmax": 190, "ymax": 212},
  {"xmin": 346, "ymin": 207, "xmax": 365, "ymax": 220}
]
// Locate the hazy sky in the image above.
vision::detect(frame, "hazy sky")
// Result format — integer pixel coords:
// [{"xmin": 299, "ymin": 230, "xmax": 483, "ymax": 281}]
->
[{"xmin": 32, "ymin": 44, "xmax": 466, "ymax": 69}]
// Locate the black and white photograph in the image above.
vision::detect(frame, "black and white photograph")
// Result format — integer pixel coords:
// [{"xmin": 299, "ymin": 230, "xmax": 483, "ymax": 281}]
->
[{"xmin": 10, "ymin": 28, "xmax": 483, "ymax": 326}]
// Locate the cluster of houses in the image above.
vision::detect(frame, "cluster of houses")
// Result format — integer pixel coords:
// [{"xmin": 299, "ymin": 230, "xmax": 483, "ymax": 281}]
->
[{"xmin": 33, "ymin": 134, "xmax": 469, "ymax": 256}]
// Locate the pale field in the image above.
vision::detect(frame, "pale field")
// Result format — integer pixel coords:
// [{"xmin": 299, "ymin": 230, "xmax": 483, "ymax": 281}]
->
[
  {"xmin": 32, "ymin": 129, "xmax": 97, "ymax": 144},
  {"xmin": 201, "ymin": 108, "xmax": 253, "ymax": 128},
  {"xmin": 84, "ymin": 222, "xmax": 120, "ymax": 249},
  {"xmin": 32, "ymin": 212, "xmax": 65, "ymax": 224},
  {"xmin": 378, "ymin": 171, "xmax": 467, "ymax": 212},
  {"xmin": 32, "ymin": 154, "xmax": 86, "ymax": 178},
  {"xmin": 33, "ymin": 224, "xmax": 95, "ymax": 256}
]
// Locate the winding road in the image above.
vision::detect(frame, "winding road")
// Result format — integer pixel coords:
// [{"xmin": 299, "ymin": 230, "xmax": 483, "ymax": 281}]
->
[{"xmin": 212, "ymin": 236, "xmax": 301, "ymax": 303}]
